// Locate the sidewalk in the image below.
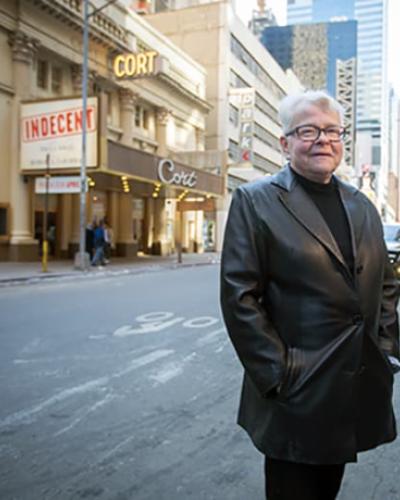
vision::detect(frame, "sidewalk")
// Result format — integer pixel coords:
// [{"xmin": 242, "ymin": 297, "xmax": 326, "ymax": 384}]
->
[{"xmin": 0, "ymin": 252, "xmax": 220, "ymax": 286}]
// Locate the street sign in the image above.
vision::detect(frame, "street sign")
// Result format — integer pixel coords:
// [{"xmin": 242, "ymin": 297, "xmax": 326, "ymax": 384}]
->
[{"xmin": 35, "ymin": 176, "xmax": 87, "ymax": 194}]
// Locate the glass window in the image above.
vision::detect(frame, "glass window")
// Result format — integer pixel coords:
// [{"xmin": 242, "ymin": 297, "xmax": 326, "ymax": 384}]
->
[
  {"xmin": 229, "ymin": 104, "xmax": 239, "ymax": 126},
  {"xmin": 37, "ymin": 59, "xmax": 48, "ymax": 89},
  {"xmin": 228, "ymin": 139, "xmax": 240, "ymax": 162},
  {"xmin": 135, "ymin": 106, "xmax": 141, "ymax": 127},
  {"xmin": 142, "ymin": 109, "xmax": 149, "ymax": 130},
  {"xmin": 254, "ymin": 123, "xmax": 280, "ymax": 151},
  {"xmin": 51, "ymin": 66, "xmax": 63, "ymax": 94}
]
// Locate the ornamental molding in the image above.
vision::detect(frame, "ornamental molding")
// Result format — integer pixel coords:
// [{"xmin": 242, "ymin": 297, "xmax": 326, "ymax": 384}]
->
[
  {"xmin": 8, "ymin": 30, "xmax": 39, "ymax": 64},
  {"xmin": 118, "ymin": 88, "xmax": 139, "ymax": 110},
  {"xmin": 156, "ymin": 107, "xmax": 172, "ymax": 126},
  {"xmin": 29, "ymin": 0, "xmax": 128, "ymax": 50}
]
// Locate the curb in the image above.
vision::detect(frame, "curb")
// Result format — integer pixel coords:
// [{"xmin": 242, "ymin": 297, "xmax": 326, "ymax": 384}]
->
[{"xmin": 0, "ymin": 259, "xmax": 220, "ymax": 287}]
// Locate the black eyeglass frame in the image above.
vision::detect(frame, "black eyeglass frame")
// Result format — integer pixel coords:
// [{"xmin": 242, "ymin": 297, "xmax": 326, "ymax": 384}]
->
[{"xmin": 285, "ymin": 124, "xmax": 348, "ymax": 142}]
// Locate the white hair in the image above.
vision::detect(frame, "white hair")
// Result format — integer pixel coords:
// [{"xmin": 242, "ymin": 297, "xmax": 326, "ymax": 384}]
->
[{"xmin": 278, "ymin": 90, "xmax": 345, "ymax": 134}]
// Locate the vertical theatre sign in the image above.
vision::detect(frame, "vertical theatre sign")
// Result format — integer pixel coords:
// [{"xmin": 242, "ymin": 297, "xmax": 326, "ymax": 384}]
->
[
  {"xmin": 230, "ymin": 88, "xmax": 255, "ymax": 165},
  {"xmin": 20, "ymin": 97, "xmax": 98, "ymax": 170}
]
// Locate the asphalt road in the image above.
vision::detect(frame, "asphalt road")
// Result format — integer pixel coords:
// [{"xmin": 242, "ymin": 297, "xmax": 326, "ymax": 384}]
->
[{"xmin": 0, "ymin": 265, "xmax": 399, "ymax": 500}]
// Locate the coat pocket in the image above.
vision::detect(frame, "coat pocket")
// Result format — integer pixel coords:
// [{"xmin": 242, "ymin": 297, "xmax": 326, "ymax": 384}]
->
[{"xmin": 279, "ymin": 347, "xmax": 304, "ymax": 399}]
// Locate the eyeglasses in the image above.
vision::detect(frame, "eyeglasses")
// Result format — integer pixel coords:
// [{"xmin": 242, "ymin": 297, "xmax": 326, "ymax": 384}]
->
[{"xmin": 286, "ymin": 125, "xmax": 346, "ymax": 142}]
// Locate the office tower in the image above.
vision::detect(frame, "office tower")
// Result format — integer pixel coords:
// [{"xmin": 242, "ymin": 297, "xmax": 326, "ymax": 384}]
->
[
  {"xmin": 261, "ymin": 20, "xmax": 357, "ymax": 167},
  {"xmin": 287, "ymin": 0, "xmax": 388, "ymax": 208}
]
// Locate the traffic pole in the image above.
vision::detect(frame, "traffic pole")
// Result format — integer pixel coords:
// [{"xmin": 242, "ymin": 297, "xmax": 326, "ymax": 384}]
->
[{"xmin": 42, "ymin": 153, "xmax": 50, "ymax": 273}]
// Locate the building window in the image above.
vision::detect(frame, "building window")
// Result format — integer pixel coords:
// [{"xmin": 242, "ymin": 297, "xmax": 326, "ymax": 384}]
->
[
  {"xmin": 230, "ymin": 34, "xmax": 285, "ymax": 101},
  {"xmin": 51, "ymin": 66, "xmax": 63, "ymax": 94},
  {"xmin": 255, "ymin": 93, "xmax": 280, "ymax": 125},
  {"xmin": 37, "ymin": 59, "xmax": 48, "ymax": 89},
  {"xmin": 372, "ymin": 145, "xmax": 381, "ymax": 165},
  {"xmin": 253, "ymin": 153, "xmax": 280, "ymax": 174},
  {"xmin": 228, "ymin": 139, "xmax": 240, "ymax": 162},
  {"xmin": 142, "ymin": 109, "xmax": 149, "ymax": 130},
  {"xmin": 229, "ymin": 104, "xmax": 239, "ymax": 126},
  {"xmin": 0, "ymin": 204, "xmax": 9, "ymax": 238},
  {"xmin": 135, "ymin": 105, "xmax": 150, "ymax": 129},
  {"xmin": 230, "ymin": 70, "xmax": 249, "ymax": 89},
  {"xmin": 254, "ymin": 123, "xmax": 281, "ymax": 151}
]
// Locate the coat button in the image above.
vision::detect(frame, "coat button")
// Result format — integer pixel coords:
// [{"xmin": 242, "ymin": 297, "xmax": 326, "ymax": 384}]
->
[
  {"xmin": 352, "ymin": 314, "xmax": 363, "ymax": 325},
  {"xmin": 356, "ymin": 264, "xmax": 364, "ymax": 275}
]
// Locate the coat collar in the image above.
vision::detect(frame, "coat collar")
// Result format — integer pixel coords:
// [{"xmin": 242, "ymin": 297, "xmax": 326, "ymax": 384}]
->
[{"xmin": 272, "ymin": 165, "xmax": 365, "ymax": 276}]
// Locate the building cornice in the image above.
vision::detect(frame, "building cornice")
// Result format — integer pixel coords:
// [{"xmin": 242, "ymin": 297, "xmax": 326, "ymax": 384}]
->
[
  {"xmin": 157, "ymin": 73, "xmax": 212, "ymax": 113},
  {"xmin": 29, "ymin": 0, "xmax": 129, "ymax": 50}
]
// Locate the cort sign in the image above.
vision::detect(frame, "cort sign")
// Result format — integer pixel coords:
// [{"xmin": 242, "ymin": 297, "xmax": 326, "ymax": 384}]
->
[
  {"xmin": 113, "ymin": 51, "xmax": 158, "ymax": 78},
  {"xmin": 158, "ymin": 159, "xmax": 197, "ymax": 188}
]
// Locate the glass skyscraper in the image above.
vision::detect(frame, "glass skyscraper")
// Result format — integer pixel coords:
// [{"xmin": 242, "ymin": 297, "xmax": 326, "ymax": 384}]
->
[
  {"xmin": 288, "ymin": 1, "xmax": 386, "ymax": 145},
  {"xmin": 261, "ymin": 21, "xmax": 357, "ymax": 166}
]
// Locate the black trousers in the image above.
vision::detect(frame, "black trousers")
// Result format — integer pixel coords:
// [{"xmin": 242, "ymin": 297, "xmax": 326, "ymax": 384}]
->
[{"xmin": 265, "ymin": 457, "xmax": 345, "ymax": 500}]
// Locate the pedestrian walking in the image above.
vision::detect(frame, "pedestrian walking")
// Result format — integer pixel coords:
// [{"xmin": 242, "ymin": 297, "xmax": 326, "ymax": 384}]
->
[
  {"xmin": 220, "ymin": 90, "xmax": 400, "ymax": 500},
  {"xmin": 103, "ymin": 219, "xmax": 114, "ymax": 263},
  {"xmin": 85, "ymin": 221, "xmax": 95, "ymax": 260},
  {"xmin": 91, "ymin": 220, "xmax": 106, "ymax": 267}
]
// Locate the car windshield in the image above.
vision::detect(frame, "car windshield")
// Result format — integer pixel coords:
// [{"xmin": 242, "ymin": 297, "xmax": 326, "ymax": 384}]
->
[{"xmin": 384, "ymin": 225, "xmax": 400, "ymax": 242}]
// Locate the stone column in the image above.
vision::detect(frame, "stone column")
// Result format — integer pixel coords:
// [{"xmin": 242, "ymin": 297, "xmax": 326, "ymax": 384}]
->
[
  {"xmin": 194, "ymin": 210, "xmax": 204, "ymax": 253},
  {"xmin": 143, "ymin": 197, "xmax": 154, "ymax": 253},
  {"xmin": 8, "ymin": 31, "xmax": 39, "ymax": 261},
  {"xmin": 108, "ymin": 191, "xmax": 119, "ymax": 245},
  {"xmin": 119, "ymin": 88, "xmax": 137, "ymax": 147},
  {"xmin": 116, "ymin": 192, "xmax": 136, "ymax": 257},
  {"xmin": 152, "ymin": 197, "xmax": 170, "ymax": 255},
  {"xmin": 181, "ymin": 211, "xmax": 191, "ymax": 252},
  {"xmin": 156, "ymin": 107, "xmax": 171, "ymax": 157},
  {"xmin": 98, "ymin": 88, "xmax": 109, "ymax": 169}
]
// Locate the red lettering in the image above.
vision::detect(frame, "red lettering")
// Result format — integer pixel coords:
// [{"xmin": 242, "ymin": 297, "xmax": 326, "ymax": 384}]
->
[
  {"xmin": 23, "ymin": 102, "xmax": 97, "ymax": 142},
  {"xmin": 66, "ymin": 111, "xmax": 73, "ymax": 133},
  {"xmin": 41, "ymin": 116, "xmax": 48, "ymax": 137},
  {"xmin": 86, "ymin": 108, "xmax": 93, "ymax": 130},
  {"xmin": 74, "ymin": 110, "xmax": 82, "ymax": 132},
  {"xmin": 57, "ymin": 114, "xmax": 65, "ymax": 133},
  {"xmin": 31, "ymin": 119, "xmax": 39, "ymax": 139},
  {"xmin": 50, "ymin": 115, "xmax": 56, "ymax": 136}
]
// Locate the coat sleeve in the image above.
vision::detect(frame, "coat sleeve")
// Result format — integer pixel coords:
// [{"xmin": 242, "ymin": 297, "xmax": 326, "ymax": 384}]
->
[
  {"xmin": 378, "ymin": 249, "xmax": 400, "ymax": 361},
  {"xmin": 220, "ymin": 186, "xmax": 286, "ymax": 396}
]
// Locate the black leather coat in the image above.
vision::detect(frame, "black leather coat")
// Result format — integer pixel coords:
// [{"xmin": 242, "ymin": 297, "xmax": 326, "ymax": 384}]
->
[{"xmin": 220, "ymin": 166, "xmax": 399, "ymax": 464}]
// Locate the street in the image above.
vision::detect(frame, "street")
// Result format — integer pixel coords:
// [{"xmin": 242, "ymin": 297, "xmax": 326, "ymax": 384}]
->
[{"xmin": 0, "ymin": 264, "xmax": 399, "ymax": 500}]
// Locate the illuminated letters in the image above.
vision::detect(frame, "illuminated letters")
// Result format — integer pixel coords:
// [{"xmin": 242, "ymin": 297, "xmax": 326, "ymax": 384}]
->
[
  {"xmin": 113, "ymin": 51, "xmax": 158, "ymax": 79},
  {"xmin": 158, "ymin": 159, "xmax": 197, "ymax": 188}
]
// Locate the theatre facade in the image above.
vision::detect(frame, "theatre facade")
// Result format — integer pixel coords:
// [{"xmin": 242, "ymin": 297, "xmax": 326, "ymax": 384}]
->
[{"xmin": 0, "ymin": 0, "xmax": 224, "ymax": 261}]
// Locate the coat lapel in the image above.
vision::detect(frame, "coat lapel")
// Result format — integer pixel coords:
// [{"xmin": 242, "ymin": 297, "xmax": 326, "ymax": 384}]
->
[
  {"xmin": 272, "ymin": 166, "xmax": 357, "ymax": 276},
  {"xmin": 336, "ymin": 178, "xmax": 366, "ymax": 264}
]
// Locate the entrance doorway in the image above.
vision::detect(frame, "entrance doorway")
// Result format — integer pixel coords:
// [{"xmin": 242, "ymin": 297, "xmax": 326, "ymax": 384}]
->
[{"xmin": 34, "ymin": 211, "xmax": 57, "ymax": 257}]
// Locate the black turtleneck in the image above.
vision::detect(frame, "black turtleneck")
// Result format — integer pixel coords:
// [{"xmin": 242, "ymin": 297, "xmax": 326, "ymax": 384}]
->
[{"xmin": 291, "ymin": 168, "xmax": 354, "ymax": 275}]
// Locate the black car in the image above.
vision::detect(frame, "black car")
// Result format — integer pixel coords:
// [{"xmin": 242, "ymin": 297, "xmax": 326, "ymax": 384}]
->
[{"xmin": 383, "ymin": 223, "xmax": 400, "ymax": 279}]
